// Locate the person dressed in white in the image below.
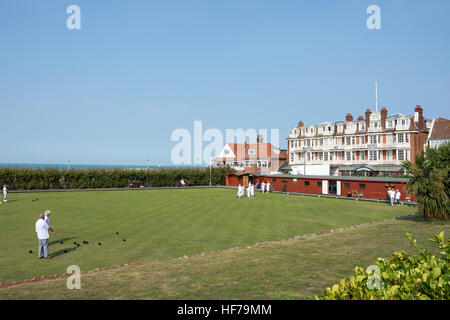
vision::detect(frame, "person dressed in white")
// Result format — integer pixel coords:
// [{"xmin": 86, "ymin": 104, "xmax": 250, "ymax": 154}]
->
[
  {"xmin": 389, "ymin": 188, "xmax": 395, "ymax": 207},
  {"xmin": 266, "ymin": 182, "xmax": 271, "ymax": 193},
  {"xmin": 180, "ymin": 179, "xmax": 186, "ymax": 187},
  {"xmin": 35, "ymin": 214, "xmax": 54, "ymax": 259},
  {"xmin": 2, "ymin": 184, "xmax": 7, "ymax": 202},
  {"xmin": 44, "ymin": 210, "xmax": 55, "ymax": 234},
  {"xmin": 261, "ymin": 181, "xmax": 266, "ymax": 193},
  {"xmin": 395, "ymin": 189, "xmax": 402, "ymax": 206},
  {"xmin": 247, "ymin": 183, "xmax": 251, "ymax": 198},
  {"xmin": 237, "ymin": 184, "xmax": 244, "ymax": 198},
  {"xmin": 250, "ymin": 183, "xmax": 255, "ymax": 197}
]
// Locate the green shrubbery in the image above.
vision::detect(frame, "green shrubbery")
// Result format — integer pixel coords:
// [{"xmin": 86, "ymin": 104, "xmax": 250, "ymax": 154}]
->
[
  {"xmin": 317, "ymin": 231, "xmax": 449, "ymax": 300},
  {"xmin": 0, "ymin": 167, "xmax": 234, "ymax": 190}
]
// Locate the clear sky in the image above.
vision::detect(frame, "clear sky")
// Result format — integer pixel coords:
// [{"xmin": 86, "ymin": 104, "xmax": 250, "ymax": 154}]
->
[{"xmin": 1, "ymin": 0, "xmax": 449, "ymax": 165}]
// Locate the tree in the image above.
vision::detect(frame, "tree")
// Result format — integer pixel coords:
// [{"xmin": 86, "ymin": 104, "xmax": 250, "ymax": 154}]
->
[{"xmin": 402, "ymin": 142, "xmax": 450, "ymax": 221}]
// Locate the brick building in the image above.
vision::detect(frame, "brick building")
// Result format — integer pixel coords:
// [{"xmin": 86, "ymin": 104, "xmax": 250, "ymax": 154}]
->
[
  {"xmin": 226, "ymin": 172, "xmax": 414, "ymax": 202},
  {"xmin": 213, "ymin": 135, "xmax": 287, "ymax": 174},
  {"xmin": 286, "ymin": 105, "xmax": 432, "ymax": 176}
]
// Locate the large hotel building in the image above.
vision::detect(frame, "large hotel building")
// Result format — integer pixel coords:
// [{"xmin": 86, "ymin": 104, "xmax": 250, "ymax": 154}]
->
[{"xmin": 286, "ymin": 105, "xmax": 432, "ymax": 176}]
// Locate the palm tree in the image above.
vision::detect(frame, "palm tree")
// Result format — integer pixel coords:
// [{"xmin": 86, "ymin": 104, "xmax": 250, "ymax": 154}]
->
[{"xmin": 402, "ymin": 142, "xmax": 449, "ymax": 221}]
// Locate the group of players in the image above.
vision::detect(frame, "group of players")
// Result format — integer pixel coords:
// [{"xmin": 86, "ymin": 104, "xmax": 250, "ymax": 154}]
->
[{"xmin": 236, "ymin": 181, "xmax": 271, "ymax": 198}]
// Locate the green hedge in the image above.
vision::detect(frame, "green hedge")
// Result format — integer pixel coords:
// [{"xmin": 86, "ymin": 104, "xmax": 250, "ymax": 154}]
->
[
  {"xmin": 0, "ymin": 167, "xmax": 234, "ymax": 190},
  {"xmin": 316, "ymin": 232, "xmax": 450, "ymax": 300}
]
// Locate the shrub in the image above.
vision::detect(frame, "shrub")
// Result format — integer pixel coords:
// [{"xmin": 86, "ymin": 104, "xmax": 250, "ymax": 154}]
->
[
  {"xmin": 316, "ymin": 232, "xmax": 450, "ymax": 300},
  {"xmin": 0, "ymin": 166, "xmax": 234, "ymax": 190}
]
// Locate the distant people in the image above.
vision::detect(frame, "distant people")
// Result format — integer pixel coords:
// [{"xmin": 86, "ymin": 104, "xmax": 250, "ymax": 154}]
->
[
  {"xmin": 237, "ymin": 184, "xmax": 244, "ymax": 198},
  {"xmin": 395, "ymin": 189, "xmax": 402, "ymax": 206},
  {"xmin": 247, "ymin": 183, "xmax": 251, "ymax": 197},
  {"xmin": 35, "ymin": 214, "xmax": 54, "ymax": 259},
  {"xmin": 386, "ymin": 187, "xmax": 391, "ymax": 202},
  {"xmin": 44, "ymin": 210, "xmax": 55, "ymax": 234},
  {"xmin": 388, "ymin": 188, "xmax": 395, "ymax": 207},
  {"xmin": 2, "ymin": 184, "xmax": 7, "ymax": 202},
  {"xmin": 266, "ymin": 182, "xmax": 271, "ymax": 193},
  {"xmin": 261, "ymin": 181, "xmax": 266, "ymax": 193},
  {"xmin": 180, "ymin": 179, "xmax": 186, "ymax": 187},
  {"xmin": 250, "ymin": 183, "xmax": 255, "ymax": 197}
]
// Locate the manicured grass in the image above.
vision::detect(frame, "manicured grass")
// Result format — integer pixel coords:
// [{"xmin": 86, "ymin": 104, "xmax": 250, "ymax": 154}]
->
[
  {"xmin": 0, "ymin": 188, "xmax": 415, "ymax": 286},
  {"xmin": 0, "ymin": 215, "xmax": 448, "ymax": 299}
]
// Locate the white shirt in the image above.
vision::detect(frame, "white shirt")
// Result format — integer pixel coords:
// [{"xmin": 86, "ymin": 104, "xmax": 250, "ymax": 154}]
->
[
  {"xmin": 35, "ymin": 219, "xmax": 49, "ymax": 240},
  {"xmin": 395, "ymin": 191, "xmax": 401, "ymax": 200},
  {"xmin": 3, "ymin": 187, "xmax": 6, "ymax": 194}
]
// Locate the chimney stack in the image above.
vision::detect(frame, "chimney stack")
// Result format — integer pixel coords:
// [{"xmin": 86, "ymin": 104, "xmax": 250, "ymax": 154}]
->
[
  {"xmin": 357, "ymin": 115, "xmax": 364, "ymax": 121},
  {"xmin": 414, "ymin": 105, "xmax": 424, "ymax": 130},
  {"xmin": 298, "ymin": 121, "xmax": 304, "ymax": 127},
  {"xmin": 345, "ymin": 113, "xmax": 353, "ymax": 122},
  {"xmin": 365, "ymin": 109, "xmax": 372, "ymax": 129},
  {"xmin": 257, "ymin": 135, "xmax": 263, "ymax": 144},
  {"xmin": 381, "ymin": 107, "xmax": 388, "ymax": 130}
]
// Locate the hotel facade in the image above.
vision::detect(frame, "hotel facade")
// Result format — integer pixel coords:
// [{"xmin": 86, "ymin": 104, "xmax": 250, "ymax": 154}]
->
[{"xmin": 286, "ymin": 105, "xmax": 431, "ymax": 176}]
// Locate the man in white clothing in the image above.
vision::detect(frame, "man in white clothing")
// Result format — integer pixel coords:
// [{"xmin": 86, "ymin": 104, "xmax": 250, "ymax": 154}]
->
[
  {"xmin": 389, "ymin": 189, "xmax": 395, "ymax": 207},
  {"xmin": 35, "ymin": 214, "xmax": 54, "ymax": 259},
  {"xmin": 44, "ymin": 210, "xmax": 55, "ymax": 234},
  {"xmin": 2, "ymin": 184, "xmax": 7, "ymax": 202},
  {"xmin": 266, "ymin": 182, "xmax": 271, "ymax": 193},
  {"xmin": 395, "ymin": 189, "xmax": 402, "ymax": 206},
  {"xmin": 250, "ymin": 183, "xmax": 255, "ymax": 197},
  {"xmin": 261, "ymin": 181, "xmax": 266, "ymax": 193},
  {"xmin": 247, "ymin": 183, "xmax": 251, "ymax": 197}
]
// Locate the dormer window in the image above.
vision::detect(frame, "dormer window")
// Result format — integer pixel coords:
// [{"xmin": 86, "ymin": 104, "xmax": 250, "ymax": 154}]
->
[{"xmin": 248, "ymin": 149, "xmax": 256, "ymax": 155}]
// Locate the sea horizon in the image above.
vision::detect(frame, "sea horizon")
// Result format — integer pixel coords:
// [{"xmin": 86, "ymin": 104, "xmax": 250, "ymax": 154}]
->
[{"xmin": 0, "ymin": 163, "xmax": 204, "ymax": 170}]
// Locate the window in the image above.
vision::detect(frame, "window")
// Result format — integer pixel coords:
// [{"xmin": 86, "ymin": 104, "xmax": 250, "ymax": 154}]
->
[
  {"xmin": 352, "ymin": 152, "xmax": 356, "ymax": 161},
  {"xmin": 344, "ymin": 183, "xmax": 350, "ymax": 188},
  {"xmin": 370, "ymin": 136, "xmax": 377, "ymax": 144},
  {"xmin": 388, "ymin": 121, "xmax": 393, "ymax": 128},
  {"xmin": 352, "ymin": 137, "xmax": 356, "ymax": 145},
  {"xmin": 307, "ymin": 153, "xmax": 311, "ymax": 161},
  {"xmin": 398, "ymin": 134, "xmax": 404, "ymax": 143},
  {"xmin": 387, "ymin": 150, "xmax": 392, "ymax": 160},
  {"xmin": 370, "ymin": 150, "xmax": 378, "ymax": 160},
  {"xmin": 405, "ymin": 133, "xmax": 409, "ymax": 142},
  {"xmin": 346, "ymin": 137, "xmax": 351, "ymax": 145},
  {"xmin": 272, "ymin": 178, "xmax": 276, "ymax": 183},
  {"xmin": 257, "ymin": 160, "xmax": 268, "ymax": 168},
  {"xmin": 248, "ymin": 149, "xmax": 256, "ymax": 155},
  {"xmin": 398, "ymin": 150, "xmax": 405, "ymax": 161},
  {"xmin": 324, "ymin": 152, "xmax": 328, "ymax": 161},
  {"xmin": 402, "ymin": 120, "xmax": 406, "ymax": 125},
  {"xmin": 346, "ymin": 152, "xmax": 351, "ymax": 161},
  {"xmin": 358, "ymin": 184, "xmax": 366, "ymax": 189},
  {"xmin": 360, "ymin": 151, "xmax": 365, "ymax": 160},
  {"xmin": 245, "ymin": 160, "xmax": 254, "ymax": 166},
  {"xmin": 290, "ymin": 153, "xmax": 294, "ymax": 161},
  {"xmin": 317, "ymin": 182, "xmax": 322, "ymax": 187},
  {"xmin": 304, "ymin": 181, "xmax": 310, "ymax": 186}
]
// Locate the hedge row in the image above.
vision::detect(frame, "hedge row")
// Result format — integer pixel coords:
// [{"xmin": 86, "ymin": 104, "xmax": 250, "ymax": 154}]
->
[{"xmin": 0, "ymin": 167, "xmax": 234, "ymax": 190}]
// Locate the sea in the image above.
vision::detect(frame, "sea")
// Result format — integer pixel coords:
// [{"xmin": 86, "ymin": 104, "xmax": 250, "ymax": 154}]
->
[{"xmin": 0, "ymin": 163, "xmax": 201, "ymax": 170}]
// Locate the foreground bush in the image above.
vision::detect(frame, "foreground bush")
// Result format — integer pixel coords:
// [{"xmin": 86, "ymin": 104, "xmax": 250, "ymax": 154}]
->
[
  {"xmin": 402, "ymin": 142, "xmax": 449, "ymax": 221},
  {"xmin": 317, "ymin": 232, "xmax": 449, "ymax": 300},
  {"xmin": 0, "ymin": 167, "xmax": 234, "ymax": 190}
]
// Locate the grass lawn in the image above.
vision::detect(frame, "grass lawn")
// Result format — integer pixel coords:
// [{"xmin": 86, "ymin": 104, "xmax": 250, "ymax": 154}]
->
[
  {"xmin": 0, "ymin": 188, "xmax": 417, "ymax": 289},
  {"xmin": 0, "ymin": 215, "xmax": 448, "ymax": 299}
]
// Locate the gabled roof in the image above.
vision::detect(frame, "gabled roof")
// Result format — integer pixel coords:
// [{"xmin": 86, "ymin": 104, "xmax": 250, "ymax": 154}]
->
[
  {"xmin": 213, "ymin": 142, "xmax": 287, "ymax": 162},
  {"xmin": 429, "ymin": 118, "xmax": 450, "ymax": 139}
]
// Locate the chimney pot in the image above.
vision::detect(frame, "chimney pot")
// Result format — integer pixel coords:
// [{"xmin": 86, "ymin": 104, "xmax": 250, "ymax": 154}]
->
[{"xmin": 298, "ymin": 121, "xmax": 304, "ymax": 127}]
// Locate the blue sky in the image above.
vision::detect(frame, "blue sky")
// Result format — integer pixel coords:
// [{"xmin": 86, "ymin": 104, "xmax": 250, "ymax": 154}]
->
[{"xmin": 1, "ymin": 0, "xmax": 449, "ymax": 165}]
